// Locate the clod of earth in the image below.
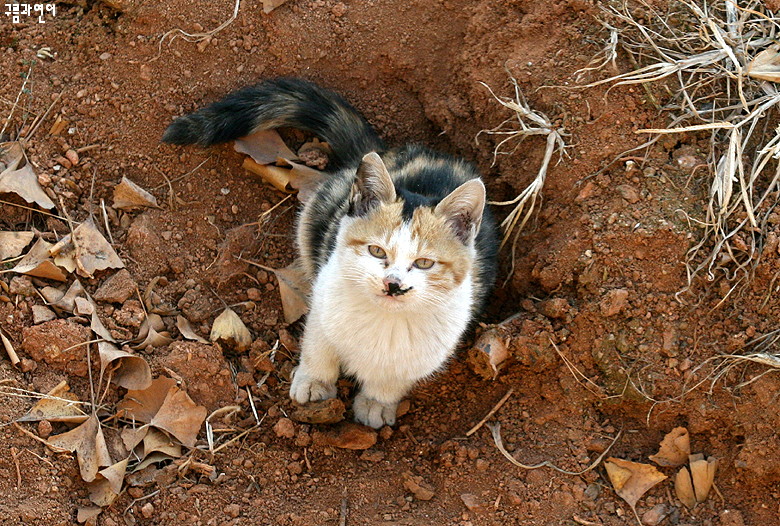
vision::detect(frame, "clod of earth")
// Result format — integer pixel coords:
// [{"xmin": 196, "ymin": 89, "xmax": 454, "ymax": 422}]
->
[
  {"xmin": 402, "ymin": 471, "xmax": 436, "ymax": 501},
  {"xmin": 312, "ymin": 422, "xmax": 378, "ymax": 450},
  {"xmin": 291, "ymin": 398, "xmax": 346, "ymax": 425}
]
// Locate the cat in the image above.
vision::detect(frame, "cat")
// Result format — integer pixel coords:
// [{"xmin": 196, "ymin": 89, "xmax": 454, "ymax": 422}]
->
[{"xmin": 163, "ymin": 78, "xmax": 498, "ymax": 429}]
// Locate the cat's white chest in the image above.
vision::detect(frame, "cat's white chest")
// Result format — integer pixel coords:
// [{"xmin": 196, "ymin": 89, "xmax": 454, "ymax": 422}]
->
[{"xmin": 309, "ymin": 258, "xmax": 473, "ymax": 384}]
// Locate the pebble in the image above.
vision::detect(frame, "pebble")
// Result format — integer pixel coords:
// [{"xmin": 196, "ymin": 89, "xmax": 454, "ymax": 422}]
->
[
  {"xmin": 291, "ymin": 398, "xmax": 345, "ymax": 424},
  {"xmin": 65, "ymin": 149, "xmax": 79, "ymax": 166},
  {"xmin": 600, "ymin": 288, "xmax": 629, "ymax": 317},
  {"xmin": 359, "ymin": 449, "xmax": 385, "ymax": 462},
  {"xmin": 224, "ymin": 504, "xmax": 240, "ymax": 518},
  {"xmin": 247, "ymin": 287, "xmax": 262, "ymax": 301},
  {"xmin": 140, "ymin": 503, "xmax": 154, "ymax": 518},
  {"xmin": 460, "ymin": 493, "xmax": 485, "ymax": 513},
  {"xmin": 92, "ymin": 269, "xmax": 137, "ymax": 304},
  {"xmin": 402, "ymin": 472, "xmax": 435, "ymax": 501},
  {"xmin": 537, "ymin": 297, "xmax": 569, "ymax": 319},
  {"xmin": 312, "ymin": 422, "xmax": 377, "ymax": 450},
  {"xmin": 273, "ymin": 417, "xmax": 295, "ymax": 438},
  {"xmin": 99, "ymin": 52, "xmax": 112, "ymax": 60},
  {"xmin": 37, "ymin": 419, "xmax": 53, "ymax": 438},
  {"xmin": 616, "ymin": 184, "xmax": 641, "ymax": 203},
  {"xmin": 32, "ymin": 305, "xmax": 57, "ymax": 324},
  {"xmin": 641, "ymin": 503, "xmax": 668, "ymax": 526}
]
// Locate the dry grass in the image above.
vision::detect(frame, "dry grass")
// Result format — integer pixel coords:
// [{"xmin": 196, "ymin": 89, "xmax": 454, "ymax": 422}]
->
[
  {"xmin": 578, "ymin": 0, "xmax": 780, "ymax": 303},
  {"xmin": 478, "ymin": 75, "xmax": 568, "ymax": 274}
]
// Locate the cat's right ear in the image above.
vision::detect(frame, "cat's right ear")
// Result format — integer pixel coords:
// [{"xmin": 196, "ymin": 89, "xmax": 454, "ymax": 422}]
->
[{"xmin": 348, "ymin": 152, "xmax": 396, "ymax": 216}]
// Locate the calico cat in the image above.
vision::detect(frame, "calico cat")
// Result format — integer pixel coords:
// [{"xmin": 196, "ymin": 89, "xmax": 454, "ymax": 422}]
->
[{"xmin": 163, "ymin": 78, "xmax": 498, "ymax": 429}]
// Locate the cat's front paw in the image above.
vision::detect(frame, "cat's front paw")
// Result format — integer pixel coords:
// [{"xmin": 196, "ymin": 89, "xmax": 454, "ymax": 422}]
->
[
  {"xmin": 353, "ymin": 393, "xmax": 397, "ymax": 429},
  {"xmin": 289, "ymin": 367, "xmax": 337, "ymax": 404}
]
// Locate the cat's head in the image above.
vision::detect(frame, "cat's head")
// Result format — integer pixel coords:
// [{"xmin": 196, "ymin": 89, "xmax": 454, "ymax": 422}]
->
[{"xmin": 335, "ymin": 152, "xmax": 485, "ymax": 311}]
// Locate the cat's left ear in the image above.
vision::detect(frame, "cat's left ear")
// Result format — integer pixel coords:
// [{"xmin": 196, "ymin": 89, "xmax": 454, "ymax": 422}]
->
[
  {"xmin": 348, "ymin": 152, "xmax": 396, "ymax": 217},
  {"xmin": 434, "ymin": 179, "xmax": 486, "ymax": 244}
]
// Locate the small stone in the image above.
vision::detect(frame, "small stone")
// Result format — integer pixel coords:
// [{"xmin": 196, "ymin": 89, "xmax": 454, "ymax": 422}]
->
[
  {"xmin": 224, "ymin": 504, "xmax": 241, "ymax": 518},
  {"xmin": 32, "ymin": 305, "xmax": 57, "ymax": 324},
  {"xmin": 379, "ymin": 426, "xmax": 393, "ymax": 440},
  {"xmin": 9, "ymin": 276, "xmax": 36, "ymax": 296},
  {"xmin": 246, "ymin": 287, "xmax": 262, "ymax": 301},
  {"xmin": 19, "ymin": 358, "xmax": 37, "ymax": 373},
  {"xmin": 286, "ymin": 462, "xmax": 303, "ymax": 475},
  {"xmin": 537, "ymin": 298, "xmax": 569, "ymax": 319},
  {"xmin": 235, "ymin": 371, "xmax": 254, "ymax": 387},
  {"xmin": 93, "ymin": 269, "xmax": 137, "ymax": 304},
  {"xmin": 99, "ymin": 52, "xmax": 112, "ymax": 60},
  {"xmin": 402, "ymin": 472, "xmax": 435, "ymax": 501},
  {"xmin": 291, "ymin": 398, "xmax": 345, "ymax": 425},
  {"xmin": 331, "ymin": 2, "xmax": 346, "ymax": 16},
  {"xmin": 460, "ymin": 493, "xmax": 485, "ymax": 513},
  {"xmin": 616, "ymin": 184, "xmax": 640, "ymax": 203},
  {"xmin": 139, "ymin": 64, "xmax": 152, "ymax": 82},
  {"xmin": 140, "ymin": 503, "xmax": 154, "ymax": 518},
  {"xmin": 312, "ymin": 422, "xmax": 377, "ymax": 450},
  {"xmin": 37, "ymin": 419, "xmax": 53, "ymax": 439},
  {"xmin": 65, "ymin": 149, "xmax": 79, "ymax": 166},
  {"xmin": 642, "ymin": 504, "xmax": 668, "ymax": 526},
  {"xmin": 600, "ymin": 289, "xmax": 629, "ymax": 317},
  {"xmin": 575, "ymin": 181, "xmax": 597, "ymax": 201},
  {"xmin": 359, "ymin": 449, "xmax": 385, "ymax": 462},
  {"xmin": 273, "ymin": 417, "xmax": 295, "ymax": 438},
  {"xmin": 395, "ymin": 399, "xmax": 411, "ymax": 418}
]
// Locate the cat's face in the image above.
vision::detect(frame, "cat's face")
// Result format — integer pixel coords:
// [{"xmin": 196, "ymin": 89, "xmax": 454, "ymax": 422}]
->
[
  {"xmin": 332, "ymin": 152, "xmax": 486, "ymax": 311},
  {"xmin": 338, "ymin": 202, "xmax": 473, "ymax": 311}
]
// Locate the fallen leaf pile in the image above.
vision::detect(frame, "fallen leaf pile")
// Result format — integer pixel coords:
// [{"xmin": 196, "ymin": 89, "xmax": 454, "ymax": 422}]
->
[
  {"xmin": 605, "ymin": 427, "xmax": 719, "ymax": 518},
  {"xmin": 235, "ymin": 129, "xmax": 325, "ymax": 203},
  {"xmin": 0, "ymin": 141, "xmax": 55, "ymax": 210}
]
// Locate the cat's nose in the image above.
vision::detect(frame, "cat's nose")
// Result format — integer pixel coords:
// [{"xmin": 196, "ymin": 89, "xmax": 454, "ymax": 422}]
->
[{"xmin": 383, "ymin": 275, "xmax": 411, "ymax": 296}]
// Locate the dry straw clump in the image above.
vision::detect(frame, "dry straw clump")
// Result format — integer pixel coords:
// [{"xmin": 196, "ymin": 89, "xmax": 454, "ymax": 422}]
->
[{"xmin": 578, "ymin": 0, "xmax": 780, "ymax": 303}]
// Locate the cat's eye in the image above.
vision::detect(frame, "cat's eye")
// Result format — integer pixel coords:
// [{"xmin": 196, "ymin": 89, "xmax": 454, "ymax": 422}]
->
[
  {"xmin": 413, "ymin": 258, "xmax": 434, "ymax": 270},
  {"xmin": 368, "ymin": 245, "xmax": 387, "ymax": 259}
]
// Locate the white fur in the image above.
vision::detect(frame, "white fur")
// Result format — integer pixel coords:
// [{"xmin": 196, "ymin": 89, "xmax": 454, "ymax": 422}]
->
[{"xmin": 289, "ymin": 219, "xmax": 475, "ymax": 429}]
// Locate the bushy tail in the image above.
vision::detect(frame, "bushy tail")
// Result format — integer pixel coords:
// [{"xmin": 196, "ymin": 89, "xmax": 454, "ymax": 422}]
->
[{"xmin": 162, "ymin": 77, "xmax": 384, "ymax": 169}]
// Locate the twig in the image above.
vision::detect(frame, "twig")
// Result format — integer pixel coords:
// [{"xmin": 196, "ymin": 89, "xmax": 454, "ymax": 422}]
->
[
  {"xmin": 100, "ymin": 199, "xmax": 114, "ymax": 244},
  {"xmin": 488, "ymin": 422, "xmax": 621, "ymax": 476},
  {"xmin": 465, "ymin": 388, "xmax": 514, "ymax": 437},
  {"xmin": 154, "ymin": 0, "xmax": 240, "ymax": 60},
  {"xmin": 152, "ymin": 158, "xmax": 209, "ymax": 190},
  {"xmin": 1, "ymin": 62, "xmax": 33, "ymax": 139},
  {"xmin": 23, "ymin": 91, "xmax": 63, "ymax": 143},
  {"xmin": 0, "ymin": 328, "xmax": 20, "ymax": 366},
  {"xmin": 339, "ymin": 489, "xmax": 348, "ymax": 526},
  {"xmin": 13, "ymin": 422, "xmax": 70, "ymax": 453},
  {"xmin": 11, "ymin": 447, "xmax": 21, "ymax": 488}
]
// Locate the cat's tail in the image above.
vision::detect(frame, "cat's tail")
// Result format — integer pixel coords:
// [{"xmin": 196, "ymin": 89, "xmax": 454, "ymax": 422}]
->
[{"xmin": 161, "ymin": 77, "xmax": 384, "ymax": 169}]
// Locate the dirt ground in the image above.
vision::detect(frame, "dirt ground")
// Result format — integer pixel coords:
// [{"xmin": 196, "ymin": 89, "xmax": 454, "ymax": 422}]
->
[{"xmin": 1, "ymin": 0, "xmax": 779, "ymax": 524}]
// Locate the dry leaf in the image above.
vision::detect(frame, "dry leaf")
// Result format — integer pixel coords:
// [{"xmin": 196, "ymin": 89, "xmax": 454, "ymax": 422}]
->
[
  {"xmin": 242, "ymin": 157, "xmax": 296, "ymax": 194},
  {"xmin": 116, "ymin": 377, "xmax": 178, "ymax": 424},
  {"xmin": 131, "ymin": 325, "xmax": 173, "ymax": 350},
  {"xmin": 605, "ymin": 457, "xmax": 667, "ymax": 512},
  {"xmin": 131, "ymin": 451, "xmax": 176, "ymax": 472},
  {"xmin": 689, "ymin": 454, "xmax": 718, "ymax": 503},
  {"xmin": 0, "ymin": 231, "xmax": 34, "ymax": 260},
  {"xmin": 210, "ymin": 307, "xmax": 252, "ymax": 351},
  {"xmin": 48, "ymin": 414, "xmax": 113, "ymax": 482},
  {"xmin": 18, "ymin": 380, "xmax": 88, "ymax": 424},
  {"xmin": 261, "ymin": 0, "xmax": 289, "ymax": 13},
  {"xmin": 50, "ymin": 217, "xmax": 124, "ymax": 278},
  {"xmin": 649, "ymin": 427, "xmax": 691, "ymax": 467},
  {"xmin": 11, "ymin": 238, "xmax": 68, "ymax": 281},
  {"xmin": 121, "ymin": 425, "xmax": 149, "ymax": 451},
  {"xmin": 234, "ymin": 129, "xmax": 298, "ymax": 164},
  {"xmin": 176, "ymin": 315, "xmax": 208, "ymax": 343},
  {"xmin": 675, "ymin": 466, "xmax": 696, "ymax": 508},
  {"xmin": 273, "ymin": 260, "xmax": 310, "ymax": 324},
  {"xmin": 98, "ymin": 342, "xmax": 152, "ymax": 390},
  {"xmin": 142, "ymin": 427, "xmax": 182, "ymax": 458},
  {"xmin": 117, "ymin": 377, "xmax": 206, "ymax": 447},
  {"xmin": 46, "ymin": 280, "xmax": 85, "ymax": 312},
  {"xmin": 49, "ymin": 116, "xmax": 69, "ymax": 136},
  {"xmin": 135, "ymin": 313, "xmax": 166, "ymax": 342},
  {"xmin": 0, "ymin": 142, "xmax": 56, "ymax": 209},
  {"xmin": 112, "ymin": 176, "xmax": 160, "ymax": 210},
  {"xmin": 87, "ymin": 295, "xmax": 116, "ymax": 343},
  {"xmin": 276, "ymin": 157, "xmax": 324, "ymax": 203},
  {"xmin": 87, "ymin": 457, "xmax": 128, "ymax": 506},
  {"xmin": 747, "ymin": 44, "xmax": 780, "ymax": 83},
  {"xmin": 149, "ymin": 385, "xmax": 206, "ymax": 447},
  {"xmin": 466, "ymin": 328, "xmax": 509, "ymax": 380}
]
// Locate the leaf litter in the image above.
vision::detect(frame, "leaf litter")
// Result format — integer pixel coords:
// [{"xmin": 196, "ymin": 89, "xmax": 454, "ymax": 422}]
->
[
  {"xmin": 210, "ymin": 307, "xmax": 252, "ymax": 351},
  {"xmin": 0, "ymin": 231, "xmax": 34, "ymax": 260},
  {"xmin": 0, "ymin": 141, "xmax": 56, "ymax": 210},
  {"xmin": 112, "ymin": 176, "xmax": 160, "ymax": 210},
  {"xmin": 604, "ymin": 457, "xmax": 667, "ymax": 518}
]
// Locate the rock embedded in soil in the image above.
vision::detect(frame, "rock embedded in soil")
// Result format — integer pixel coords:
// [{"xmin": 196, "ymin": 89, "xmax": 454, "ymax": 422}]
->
[
  {"xmin": 402, "ymin": 472, "xmax": 435, "ymax": 501},
  {"xmin": 22, "ymin": 319, "xmax": 92, "ymax": 376},
  {"xmin": 312, "ymin": 422, "xmax": 377, "ymax": 450},
  {"xmin": 460, "ymin": 493, "xmax": 485, "ymax": 513},
  {"xmin": 157, "ymin": 341, "xmax": 234, "ymax": 412},
  {"xmin": 274, "ymin": 417, "xmax": 296, "ymax": 438},
  {"xmin": 10, "ymin": 276, "xmax": 36, "ymax": 296},
  {"xmin": 537, "ymin": 297, "xmax": 570, "ymax": 319},
  {"xmin": 616, "ymin": 184, "xmax": 641, "ymax": 203},
  {"xmin": 642, "ymin": 504, "xmax": 668, "ymax": 526},
  {"xmin": 32, "ymin": 305, "xmax": 57, "ymax": 324},
  {"xmin": 92, "ymin": 269, "xmax": 136, "ymax": 303},
  {"xmin": 600, "ymin": 289, "xmax": 629, "ymax": 317},
  {"xmin": 291, "ymin": 398, "xmax": 346, "ymax": 424}
]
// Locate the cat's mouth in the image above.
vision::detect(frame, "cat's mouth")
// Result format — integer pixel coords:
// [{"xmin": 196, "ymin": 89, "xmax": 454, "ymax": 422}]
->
[{"xmin": 384, "ymin": 283, "xmax": 413, "ymax": 297}]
